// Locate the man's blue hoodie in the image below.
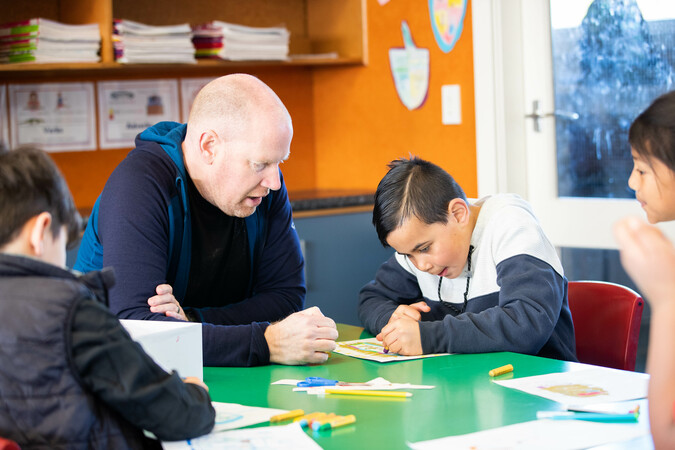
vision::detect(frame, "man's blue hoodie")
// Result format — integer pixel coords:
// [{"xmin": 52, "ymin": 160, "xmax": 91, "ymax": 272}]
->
[{"xmin": 75, "ymin": 122, "xmax": 305, "ymax": 366}]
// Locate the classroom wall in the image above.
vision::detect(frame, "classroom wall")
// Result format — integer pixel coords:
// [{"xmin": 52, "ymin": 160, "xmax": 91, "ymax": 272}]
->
[
  {"xmin": 310, "ymin": 1, "xmax": 477, "ymax": 196},
  {"xmin": 49, "ymin": 68, "xmax": 318, "ymax": 209},
  {"xmin": 49, "ymin": 0, "xmax": 476, "ymax": 208}
]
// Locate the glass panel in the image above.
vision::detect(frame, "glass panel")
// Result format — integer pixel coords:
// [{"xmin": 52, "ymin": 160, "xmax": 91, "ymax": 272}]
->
[{"xmin": 551, "ymin": 0, "xmax": 675, "ymax": 198}]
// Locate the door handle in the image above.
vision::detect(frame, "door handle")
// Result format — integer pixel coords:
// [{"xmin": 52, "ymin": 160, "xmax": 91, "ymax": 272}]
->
[{"xmin": 525, "ymin": 100, "xmax": 579, "ymax": 132}]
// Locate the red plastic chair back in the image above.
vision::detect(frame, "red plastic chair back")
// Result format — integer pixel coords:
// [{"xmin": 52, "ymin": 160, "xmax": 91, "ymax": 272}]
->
[
  {"xmin": 568, "ymin": 281, "xmax": 643, "ymax": 371},
  {"xmin": 0, "ymin": 437, "xmax": 20, "ymax": 450}
]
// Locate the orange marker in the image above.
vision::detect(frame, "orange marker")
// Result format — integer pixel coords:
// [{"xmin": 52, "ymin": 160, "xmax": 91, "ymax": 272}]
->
[
  {"xmin": 270, "ymin": 409, "xmax": 304, "ymax": 422},
  {"xmin": 488, "ymin": 364, "xmax": 514, "ymax": 377}
]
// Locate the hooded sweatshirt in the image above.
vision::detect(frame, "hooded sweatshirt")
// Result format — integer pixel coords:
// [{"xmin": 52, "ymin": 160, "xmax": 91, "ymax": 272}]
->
[{"xmin": 75, "ymin": 122, "xmax": 305, "ymax": 367}]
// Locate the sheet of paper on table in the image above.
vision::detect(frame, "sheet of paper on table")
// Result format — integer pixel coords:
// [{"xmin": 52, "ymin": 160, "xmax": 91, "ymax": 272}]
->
[
  {"xmin": 333, "ymin": 338, "xmax": 449, "ymax": 362},
  {"xmin": 407, "ymin": 418, "xmax": 650, "ymax": 450},
  {"xmin": 162, "ymin": 422, "xmax": 321, "ymax": 450},
  {"xmin": 493, "ymin": 367, "xmax": 649, "ymax": 407}
]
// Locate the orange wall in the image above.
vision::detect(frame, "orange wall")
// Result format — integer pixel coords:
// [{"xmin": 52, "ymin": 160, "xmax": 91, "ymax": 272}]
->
[
  {"xmin": 310, "ymin": 0, "xmax": 477, "ymax": 197},
  {"xmin": 50, "ymin": 0, "xmax": 476, "ymax": 207}
]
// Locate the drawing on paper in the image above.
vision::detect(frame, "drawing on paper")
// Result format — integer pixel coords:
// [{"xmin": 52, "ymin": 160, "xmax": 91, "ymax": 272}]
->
[
  {"xmin": 334, "ymin": 338, "xmax": 449, "ymax": 363},
  {"xmin": 215, "ymin": 412, "xmax": 244, "ymax": 426},
  {"xmin": 539, "ymin": 384, "xmax": 609, "ymax": 398}
]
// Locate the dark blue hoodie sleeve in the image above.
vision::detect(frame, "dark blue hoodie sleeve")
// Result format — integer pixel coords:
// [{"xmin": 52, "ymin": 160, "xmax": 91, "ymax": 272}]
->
[
  {"xmin": 194, "ymin": 175, "xmax": 305, "ymax": 326},
  {"xmin": 358, "ymin": 254, "xmax": 424, "ymax": 335},
  {"xmin": 91, "ymin": 145, "xmax": 275, "ymax": 367},
  {"xmin": 419, "ymin": 255, "xmax": 576, "ymax": 361}
]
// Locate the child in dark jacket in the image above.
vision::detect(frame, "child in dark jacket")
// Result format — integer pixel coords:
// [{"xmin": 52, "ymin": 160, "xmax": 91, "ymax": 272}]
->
[
  {"xmin": 0, "ymin": 147, "xmax": 215, "ymax": 449},
  {"xmin": 359, "ymin": 156, "xmax": 576, "ymax": 361}
]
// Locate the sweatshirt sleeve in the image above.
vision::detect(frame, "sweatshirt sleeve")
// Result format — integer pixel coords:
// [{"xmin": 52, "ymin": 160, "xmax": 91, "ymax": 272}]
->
[
  {"xmin": 194, "ymin": 173, "xmax": 305, "ymax": 326},
  {"xmin": 358, "ymin": 254, "xmax": 424, "ymax": 335},
  {"xmin": 419, "ymin": 254, "xmax": 566, "ymax": 356},
  {"xmin": 70, "ymin": 298, "xmax": 215, "ymax": 441}
]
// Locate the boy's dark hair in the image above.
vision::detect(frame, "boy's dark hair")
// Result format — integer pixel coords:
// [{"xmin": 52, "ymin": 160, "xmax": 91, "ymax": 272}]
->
[
  {"xmin": 629, "ymin": 90, "xmax": 675, "ymax": 173},
  {"xmin": 373, "ymin": 156, "xmax": 467, "ymax": 247},
  {"xmin": 0, "ymin": 147, "xmax": 81, "ymax": 248}
]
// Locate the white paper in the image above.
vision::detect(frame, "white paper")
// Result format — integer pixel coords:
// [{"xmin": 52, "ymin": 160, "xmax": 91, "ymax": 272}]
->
[
  {"xmin": 272, "ymin": 377, "xmax": 435, "ymax": 393},
  {"xmin": 162, "ymin": 422, "xmax": 321, "ymax": 450},
  {"xmin": 179, "ymin": 77, "xmax": 215, "ymax": 122},
  {"xmin": 210, "ymin": 402, "xmax": 288, "ymax": 433},
  {"xmin": 408, "ymin": 419, "xmax": 650, "ymax": 450},
  {"xmin": 8, "ymin": 82, "xmax": 96, "ymax": 152},
  {"xmin": 121, "ymin": 319, "xmax": 202, "ymax": 380},
  {"xmin": 333, "ymin": 338, "xmax": 449, "ymax": 363},
  {"xmin": 97, "ymin": 79, "xmax": 180, "ymax": 149},
  {"xmin": 493, "ymin": 368, "xmax": 649, "ymax": 407}
]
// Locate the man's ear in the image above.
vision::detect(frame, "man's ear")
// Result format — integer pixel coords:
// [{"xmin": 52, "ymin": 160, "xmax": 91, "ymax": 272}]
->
[
  {"xmin": 28, "ymin": 212, "xmax": 52, "ymax": 257},
  {"xmin": 197, "ymin": 129, "xmax": 219, "ymax": 165},
  {"xmin": 447, "ymin": 198, "xmax": 469, "ymax": 224}
]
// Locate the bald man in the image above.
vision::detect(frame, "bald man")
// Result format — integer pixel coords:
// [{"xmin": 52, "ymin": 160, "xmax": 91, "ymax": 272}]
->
[{"xmin": 75, "ymin": 74, "xmax": 338, "ymax": 367}]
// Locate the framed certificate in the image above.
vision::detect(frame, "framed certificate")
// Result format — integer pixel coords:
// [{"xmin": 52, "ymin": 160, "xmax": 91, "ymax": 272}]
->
[
  {"xmin": 98, "ymin": 79, "xmax": 180, "ymax": 149},
  {"xmin": 8, "ymin": 82, "xmax": 96, "ymax": 152},
  {"xmin": 179, "ymin": 77, "xmax": 215, "ymax": 122}
]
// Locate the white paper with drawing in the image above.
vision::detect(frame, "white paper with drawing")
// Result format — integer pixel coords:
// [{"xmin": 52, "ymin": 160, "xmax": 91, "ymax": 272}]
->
[
  {"xmin": 333, "ymin": 338, "xmax": 449, "ymax": 362},
  {"xmin": 493, "ymin": 368, "xmax": 649, "ymax": 406}
]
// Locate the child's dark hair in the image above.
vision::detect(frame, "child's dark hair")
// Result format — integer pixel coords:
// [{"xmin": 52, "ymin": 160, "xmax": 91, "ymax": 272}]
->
[
  {"xmin": 629, "ymin": 90, "xmax": 675, "ymax": 172},
  {"xmin": 0, "ymin": 147, "xmax": 81, "ymax": 248},
  {"xmin": 373, "ymin": 156, "xmax": 467, "ymax": 247}
]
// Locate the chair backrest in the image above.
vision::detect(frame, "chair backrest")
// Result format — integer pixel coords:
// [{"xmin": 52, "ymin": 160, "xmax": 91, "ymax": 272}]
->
[
  {"xmin": 0, "ymin": 437, "xmax": 20, "ymax": 450},
  {"xmin": 567, "ymin": 280, "xmax": 643, "ymax": 371}
]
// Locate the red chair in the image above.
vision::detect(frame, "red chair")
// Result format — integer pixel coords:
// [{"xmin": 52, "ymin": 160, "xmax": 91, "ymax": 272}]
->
[
  {"xmin": 567, "ymin": 281, "xmax": 644, "ymax": 371},
  {"xmin": 0, "ymin": 437, "xmax": 20, "ymax": 450}
]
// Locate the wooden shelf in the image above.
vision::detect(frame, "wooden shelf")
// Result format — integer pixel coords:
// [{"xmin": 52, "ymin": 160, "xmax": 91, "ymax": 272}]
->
[
  {"xmin": 0, "ymin": 57, "xmax": 364, "ymax": 81},
  {"xmin": 1, "ymin": 0, "xmax": 368, "ymax": 71}
]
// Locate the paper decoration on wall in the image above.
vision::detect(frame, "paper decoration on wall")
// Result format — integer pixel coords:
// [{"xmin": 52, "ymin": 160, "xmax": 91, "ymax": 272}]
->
[
  {"xmin": 428, "ymin": 0, "xmax": 468, "ymax": 53},
  {"xmin": 389, "ymin": 21, "xmax": 430, "ymax": 110},
  {"xmin": 8, "ymin": 82, "xmax": 97, "ymax": 152}
]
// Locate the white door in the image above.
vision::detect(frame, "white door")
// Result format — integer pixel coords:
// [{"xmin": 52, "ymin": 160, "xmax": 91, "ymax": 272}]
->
[{"xmin": 474, "ymin": 0, "xmax": 675, "ymax": 249}]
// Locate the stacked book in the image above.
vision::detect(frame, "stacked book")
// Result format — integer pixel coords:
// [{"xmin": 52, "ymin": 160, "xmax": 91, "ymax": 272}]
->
[
  {"xmin": 113, "ymin": 19, "xmax": 196, "ymax": 64},
  {"xmin": 191, "ymin": 23, "xmax": 223, "ymax": 59},
  {"xmin": 193, "ymin": 21, "xmax": 289, "ymax": 61},
  {"xmin": 0, "ymin": 18, "xmax": 100, "ymax": 64}
]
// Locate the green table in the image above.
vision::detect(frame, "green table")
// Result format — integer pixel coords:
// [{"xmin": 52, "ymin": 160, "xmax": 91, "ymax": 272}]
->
[{"xmin": 203, "ymin": 324, "xmax": 642, "ymax": 449}]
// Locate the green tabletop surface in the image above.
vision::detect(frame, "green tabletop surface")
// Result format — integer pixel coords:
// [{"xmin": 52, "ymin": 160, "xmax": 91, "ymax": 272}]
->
[{"xmin": 202, "ymin": 324, "xmax": 599, "ymax": 449}]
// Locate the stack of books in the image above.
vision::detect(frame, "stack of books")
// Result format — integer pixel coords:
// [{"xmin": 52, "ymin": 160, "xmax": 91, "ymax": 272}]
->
[
  {"xmin": 0, "ymin": 18, "xmax": 100, "ymax": 64},
  {"xmin": 193, "ymin": 21, "xmax": 289, "ymax": 61},
  {"xmin": 113, "ymin": 19, "xmax": 196, "ymax": 64},
  {"xmin": 191, "ymin": 23, "xmax": 223, "ymax": 59}
]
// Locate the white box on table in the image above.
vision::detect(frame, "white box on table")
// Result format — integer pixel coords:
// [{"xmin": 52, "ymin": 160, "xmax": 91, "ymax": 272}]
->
[{"xmin": 120, "ymin": 319, "xmax": 203, "ymax": 380}]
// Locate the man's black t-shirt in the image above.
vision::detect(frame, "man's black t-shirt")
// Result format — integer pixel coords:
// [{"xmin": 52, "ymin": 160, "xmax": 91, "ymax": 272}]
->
[{"xmin": 184, "ymin": 175, "xmax": 250, "ymax": 310}]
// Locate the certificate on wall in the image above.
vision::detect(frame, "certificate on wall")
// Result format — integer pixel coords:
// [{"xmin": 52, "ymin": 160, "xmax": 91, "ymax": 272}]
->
[
  {"xmin": 98, "ymin": 79, "xmax": 180, "ymax": 149},
  {"xmin": 8, "ymin": 82, "xmax": 96, "ymax": 152},
  {"xmin": 180, "ymin": 77, "xmax": 215, "ymax": 122},
  {"xmin": 0, "ymin": 85, "xmax": 8, "ymax": 151}
]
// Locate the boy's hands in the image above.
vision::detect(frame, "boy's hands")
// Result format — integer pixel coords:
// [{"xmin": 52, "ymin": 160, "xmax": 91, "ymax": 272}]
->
[
  {"xmin": 390, "ymin": 301, "xmax": 430, "ymax": 322},
  {"xmin": 376, "ymin": 316, "xmax": 423, "ymax": 355},
  {"xmin": 148, "ymin": 284, "xmax": 187, "ymax": 321}
]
